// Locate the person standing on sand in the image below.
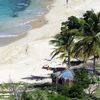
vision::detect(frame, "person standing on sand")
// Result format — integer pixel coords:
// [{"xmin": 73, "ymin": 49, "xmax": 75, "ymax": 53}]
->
[
  {"xmin": 66, "ymin": 0, "xmax": 68, "ymax": 4},
  {"xmin": 25, "ymin": 45, "xmax": 29, "ymax": 55}
]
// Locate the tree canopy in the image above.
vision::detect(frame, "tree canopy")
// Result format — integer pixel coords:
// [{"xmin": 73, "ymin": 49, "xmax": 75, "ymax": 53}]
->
[{"xmin": 50, "ymin": 10, "xmax": 100, "ymax": 71}]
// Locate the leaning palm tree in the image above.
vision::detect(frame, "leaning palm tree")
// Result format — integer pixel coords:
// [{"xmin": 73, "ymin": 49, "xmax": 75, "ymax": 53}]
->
[
  {"xmin": 73, "ymin": 10, "xmax": 100, "ymax": 74},
  {"xmin": 73, "ymin": 33, "xmax": 100, "ymax": 66},
  {"xmin": 50, "ymin": 16, "xmax": 83, "ymax": 68},
  {"xmin": 50, "ymin": 31, "xmax": 74, "ymax": 68}
]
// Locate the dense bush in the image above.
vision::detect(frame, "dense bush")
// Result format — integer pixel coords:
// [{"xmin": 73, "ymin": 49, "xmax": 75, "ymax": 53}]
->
[
  {"xmin": 68, "ymin": 67, "xmax": 91, "ymax": 98},
  {"xmin": 52, "ymin": 67, "xmax": 91, "ymax": 99},
  {"xmin": 68, "ymin": 85, "xmax": 84, "ymax": 98},
  {"xmin": 21, "ymin": 90, "xmax": 71, "ymax": 100},
  {"xmin": 74, "ymin": 67, "xmax": 91, "ymax": 89}
]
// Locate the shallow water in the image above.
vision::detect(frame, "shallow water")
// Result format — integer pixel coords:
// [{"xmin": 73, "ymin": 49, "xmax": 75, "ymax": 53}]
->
[{"xmin": 0, "ymin": 0, "xmax": 48, "ymax": 37}]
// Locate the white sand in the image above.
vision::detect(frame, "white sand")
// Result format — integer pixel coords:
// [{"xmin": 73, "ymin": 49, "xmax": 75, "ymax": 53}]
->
[{"xmin": 0, "ymin": 0, "xmax": 100, "ymax": 83}]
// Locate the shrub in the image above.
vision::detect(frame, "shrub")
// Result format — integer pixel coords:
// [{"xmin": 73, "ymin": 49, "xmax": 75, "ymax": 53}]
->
[
  {"xmin": 68, "ymin": 84, "xmax": 84, "ymax": 98},
  {"xmin": 74, "ymin": 67, "xmax": 91, "ymax": 89}
]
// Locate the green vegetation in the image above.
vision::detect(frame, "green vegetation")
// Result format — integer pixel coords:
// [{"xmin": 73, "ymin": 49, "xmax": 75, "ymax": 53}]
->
[
  {"xmin": 54, "ymin": 68, "xmax": 91, "ymax": 99},
  {"xmin": 21, "ymin": 90, "xmax": 71, "ymax": 100},
  {"xmin": 74, "ymin": 67, "xmax": 91, "ymax": 89},
  {"xmin": 0, "ymin": 10, "xmax": 100, "ymax": 100},
  {"xmin": 49, "ymin": 10, "xmax": 100, "ymax": 99},
  {"xmin": 50, "ymin": 10, "xmax": 100, "ymax": 74},
  {"xmin": 0, "ymin": 67, "xmax": 95, "ymax": 100}
]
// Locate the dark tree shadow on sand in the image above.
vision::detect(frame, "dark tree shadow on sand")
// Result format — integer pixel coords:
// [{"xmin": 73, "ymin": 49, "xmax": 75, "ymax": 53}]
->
[
  {"xmin": 22, "ymin": 75, "xmax": 50, "ymax": 81},
  {"xmin": 42, "ymin": 66, "xmax": 66, "ymax": 72}
]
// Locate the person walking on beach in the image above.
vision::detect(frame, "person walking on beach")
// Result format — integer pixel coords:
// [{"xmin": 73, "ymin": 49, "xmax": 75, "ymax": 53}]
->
[
  {"xmin": 25, "ymin": 45, "xmax": 29, "ymax": 55},
  {"xmin": 66, "ymin": 0, "xmax": 68, "ymax": 4}
]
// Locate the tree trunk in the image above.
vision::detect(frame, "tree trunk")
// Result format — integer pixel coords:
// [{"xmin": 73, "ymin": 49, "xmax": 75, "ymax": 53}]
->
[
  {"xmin": 83, "ymin": 56, "xmax": 87, "ymax": 66},
  {"xmin": 68, "ymin": 50, "xmax": 71, "ymax": 68},
  {"xmin": 83, "ymin": 56, "xmax": 89, "ymax": 69},
  {"xmin": 93, "ymin": 55, "xmax": 96, "ymax": 75}
]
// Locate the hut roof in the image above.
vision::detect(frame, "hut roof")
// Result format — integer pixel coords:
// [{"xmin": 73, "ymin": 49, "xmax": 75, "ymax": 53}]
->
[
  {"xmin": 59, "ymin": 70, "xmax": 74, "ymax": 80},
  {"xmin": 52, "ymin": 70, "xmax": 74, "ymax": 80}
]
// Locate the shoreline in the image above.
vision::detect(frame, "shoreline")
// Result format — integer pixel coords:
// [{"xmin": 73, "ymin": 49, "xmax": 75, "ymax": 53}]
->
[
  {"xmin": 0, "ymin": 0, "xmax": 100, "ymax": 83},
  {"xmin": 21, "ymin": 0, "xmax": 54, "ymax": 30},
  {"xmin": 0, "ymin": 0, "xmax": 53, "ymax": 46}
]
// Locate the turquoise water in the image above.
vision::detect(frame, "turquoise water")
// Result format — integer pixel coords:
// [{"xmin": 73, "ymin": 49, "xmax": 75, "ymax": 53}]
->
[{"xmin": 0, "ymin": 0, "xmax": 48, "ymax": 37}]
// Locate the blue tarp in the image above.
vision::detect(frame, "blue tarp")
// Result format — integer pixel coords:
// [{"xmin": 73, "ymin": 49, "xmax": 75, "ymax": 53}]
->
[{"xmin": 60, "ymin": 70, "xmax": 74, "ymax": 80}]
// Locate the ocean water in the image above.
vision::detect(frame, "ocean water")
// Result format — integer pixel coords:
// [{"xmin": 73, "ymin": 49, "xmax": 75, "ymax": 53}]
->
[{"xmin": 0, "ymin": 0, "xmax": 49, "ymax": 37}]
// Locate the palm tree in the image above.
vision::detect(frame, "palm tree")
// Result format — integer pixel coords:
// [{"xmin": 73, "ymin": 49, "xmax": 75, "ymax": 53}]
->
[
  {"xmin": 50, "ymin": 31, "xmax": 74, "ymax": 68},
  {"xmin": 50, "ymin": 16, "xmax": 81, "ymax": 68},
  {"xmin": 50, "ymin": 16, "xmax": 84, "ymax": 68},
  {"xmin": 73, "ymin": 33, "xmax": 100, "ymax": 66},
  {"xmin": 73, "ymin": 10, "xmax": 100, "ymax": 74}
]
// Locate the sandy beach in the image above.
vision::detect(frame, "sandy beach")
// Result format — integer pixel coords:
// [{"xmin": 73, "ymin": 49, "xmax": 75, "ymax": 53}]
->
[{"xmin": 0, "ymin": 0, "xmax": 100, "ymax": 83}]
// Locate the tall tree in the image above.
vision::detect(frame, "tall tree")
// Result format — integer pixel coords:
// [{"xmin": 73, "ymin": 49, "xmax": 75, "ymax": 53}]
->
[
  {"xmin": 50, "ymin": 16, "xmax": 81, "ymax": 68},
  {"xmin": 73, "ymin": 10, "xmax": 100, "ymax": 74},
  {"xmin": 50, "ymin": 30, "xmax": 74, "ymax": 68}
]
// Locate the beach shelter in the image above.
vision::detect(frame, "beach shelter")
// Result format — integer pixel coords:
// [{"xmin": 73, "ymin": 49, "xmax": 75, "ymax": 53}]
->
[{"xmin": 51, "ymin": 70, "xmax": 74, "ymax": 86}]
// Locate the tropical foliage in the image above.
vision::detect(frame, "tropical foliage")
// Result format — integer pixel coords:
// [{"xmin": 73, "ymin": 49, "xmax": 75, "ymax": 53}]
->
[
  {"xmin": 0, "ymin": 68, "xmax": 93, "ymax": 100},
  {"xmin": 0, "ymin": 10, "xmax": 99, "ymax": 100},
  {"xmin": 50, "ymin": 10, "xmax": 100, "ymax": 72}
]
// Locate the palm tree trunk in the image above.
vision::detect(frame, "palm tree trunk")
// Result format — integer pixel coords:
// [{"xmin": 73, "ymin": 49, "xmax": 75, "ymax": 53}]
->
[
  {"xmin": 83, "ymin": 56, "xmax": 86, "ymax": 65},
  {"xmin": 93, "ymin": 55, "xmax": 96, "ymax": 75},
  {"xmin": 83, "ymin": 55, "xmax": 88, "ymax": 68},
  {"xmin": 68, "ymin": 50, "xmax": 71, "ymax": 68}
]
